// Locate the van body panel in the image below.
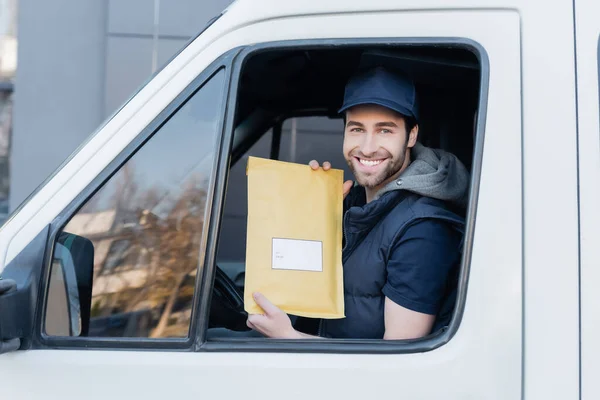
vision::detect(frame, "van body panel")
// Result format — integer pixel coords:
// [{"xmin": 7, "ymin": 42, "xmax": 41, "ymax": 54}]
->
[
  {"xmin": 0, "ymin": 7, "xmax": 525, "ymax": 400},
  {"xmin": 0, "ymin": 0, "xmax": 591, "ymax": 398},
  {"xmin": 520, "ymin": 0, "xmax": 581, "ymax": 399},
  {"xmin": 575, "ymin": 0, "xmax": 600, "ymax": 399}
]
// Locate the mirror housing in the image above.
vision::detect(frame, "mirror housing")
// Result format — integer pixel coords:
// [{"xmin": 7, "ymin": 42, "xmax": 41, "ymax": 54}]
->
[
  {"xmin": 0, "ymin": 226, "xmax": 95, "ymax": 354},
  {"xmin": 0, "ymin": 278, "xmax": 21, "ymax": 354},
  {"xmin": 0, "ymin": 226, "xmax": 49, "ymax": 354}
]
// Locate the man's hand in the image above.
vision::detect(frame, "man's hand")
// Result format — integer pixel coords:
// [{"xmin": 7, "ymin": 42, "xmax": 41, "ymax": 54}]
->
[
  {"xmin": 247, "ymin": 292, "xmax": 302, "ymax": 339},
  {"xmin": 309, "ymin": 160, "xmax": 353, "ymax": 199}
]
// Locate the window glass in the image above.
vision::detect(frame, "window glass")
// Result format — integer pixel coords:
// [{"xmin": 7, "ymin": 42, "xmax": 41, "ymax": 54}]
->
[
  {"xmin": 45, "ymin": 69, "xmax": 226, "ymax": 339},
  {"xmin": 279, "ymin": 116, "xmax": 347, "ymax": 171}
]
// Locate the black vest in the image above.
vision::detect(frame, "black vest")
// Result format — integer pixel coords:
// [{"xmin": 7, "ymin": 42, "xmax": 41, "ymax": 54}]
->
[{"xmin": 320, "ymin": 188, "xmax": 465, "ymax": 339}]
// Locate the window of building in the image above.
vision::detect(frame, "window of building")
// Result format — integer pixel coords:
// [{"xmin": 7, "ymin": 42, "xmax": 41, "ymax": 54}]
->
[{"xmin": 0, "ymin": 87, "xmax": 11, "ymax": 215}]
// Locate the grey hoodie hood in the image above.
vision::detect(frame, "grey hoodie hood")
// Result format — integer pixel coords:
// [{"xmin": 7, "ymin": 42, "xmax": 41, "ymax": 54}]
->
[{"xmin": 373, "ymin": 142, "xmax": 470, "ymax": 208}]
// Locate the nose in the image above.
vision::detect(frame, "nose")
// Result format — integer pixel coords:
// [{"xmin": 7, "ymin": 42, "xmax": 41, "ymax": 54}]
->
[{"xmin": 360, "ymin": 132, "xmax": 378, "ymax": 156}]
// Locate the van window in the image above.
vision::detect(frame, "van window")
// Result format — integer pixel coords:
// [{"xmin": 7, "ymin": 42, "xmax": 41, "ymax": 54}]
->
[
  {"xmin": 44, "ymin": 69, "xmax": 226, "ymax": 339},
  {"xmin": 210, "ymin": 45, "xmax": 480, "ymax": 342}
]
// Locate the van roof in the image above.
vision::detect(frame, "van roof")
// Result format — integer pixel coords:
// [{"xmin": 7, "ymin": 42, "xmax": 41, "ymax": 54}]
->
[{"xmin": 223, "ymin": 0, "xmax": 528, "ymax": 24}]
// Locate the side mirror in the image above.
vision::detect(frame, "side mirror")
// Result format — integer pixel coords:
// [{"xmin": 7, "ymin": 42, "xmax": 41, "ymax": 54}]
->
[
  {"xmin": 0, "ymin": 227, "xmax": 94, "ymax": 354},
  {"xmin": 45, "ymin": 232, "xmax": 94, "ymax": 337},
  {"xmin": 0, "ymin": 278, "xmax": 20, "ymax": 354}
]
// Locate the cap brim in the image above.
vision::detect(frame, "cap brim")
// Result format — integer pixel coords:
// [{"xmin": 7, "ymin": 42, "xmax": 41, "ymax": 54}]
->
[{"xmin": 338, "ymin": 98, "xmax": 416, "ymax": 120}]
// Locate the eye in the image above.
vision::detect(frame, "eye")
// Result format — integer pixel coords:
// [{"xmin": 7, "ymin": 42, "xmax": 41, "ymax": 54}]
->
[
  {"xmin": 349, "ymin": 127, "xmax": 364, "ymax": 133},
  {"xmin": 380, "ymin": 128, "xmax": 392, "ymax": 134}
]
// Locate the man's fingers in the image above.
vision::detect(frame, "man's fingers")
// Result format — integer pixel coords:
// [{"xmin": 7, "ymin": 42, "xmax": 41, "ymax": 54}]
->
[
  {"xmin": 309, "ymin": 160, "xmax": 333, "ymax": 171},
  {"xmin": 247, "ymin": 315, "xmax": 268, "ymax": 335},
  {"xmin": 248, "ymin": 313, "xmax": 266, "ymax": 327},
  {"xmin": 247, "ymin": 316, "xmax": 261, "ymax": 331},
  {"xmin": 252, "ymin": 292, "xmax": 280, "ymax": 316},
  {"xmin": 343, "ymin": 180, "xmax": 353, "ymax": 199}
]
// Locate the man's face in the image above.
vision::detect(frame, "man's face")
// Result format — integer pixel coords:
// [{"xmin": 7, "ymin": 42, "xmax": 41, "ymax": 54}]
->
[{"xmin": 342, "ymin": 104, "xmax": 418, "ymax": 190}]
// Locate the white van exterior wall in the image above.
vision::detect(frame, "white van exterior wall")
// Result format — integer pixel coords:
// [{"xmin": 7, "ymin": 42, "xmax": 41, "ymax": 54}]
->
[{"xmin": 0, "ymin": 1, "xmax": 596, "ymax": 399}]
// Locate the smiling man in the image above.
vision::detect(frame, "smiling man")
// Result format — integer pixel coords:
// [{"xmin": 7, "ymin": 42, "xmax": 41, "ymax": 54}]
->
[
  {"xmin": 247, "ymin": 66, "xmax": 470, "ymax": 340},
  {"xmin": 343, "ymin": 103, "xmax": 417, "ymax": 203}
]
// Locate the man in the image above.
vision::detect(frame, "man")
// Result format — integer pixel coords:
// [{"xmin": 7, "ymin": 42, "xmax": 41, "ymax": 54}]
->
[{"xmin": 247, "ymin": 66, "xmax": 469, "ymax": 340}]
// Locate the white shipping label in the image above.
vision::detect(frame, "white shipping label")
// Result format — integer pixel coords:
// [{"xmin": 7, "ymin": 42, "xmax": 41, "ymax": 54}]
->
[{"xmin": 271, "ymin": 238, "xmax": 323, "ymax": 272}]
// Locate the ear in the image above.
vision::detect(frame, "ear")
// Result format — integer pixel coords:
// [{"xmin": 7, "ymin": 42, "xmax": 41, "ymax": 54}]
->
[{"xmin": 407, "ymin": 124, "xmax": 419, "ymax": 148}]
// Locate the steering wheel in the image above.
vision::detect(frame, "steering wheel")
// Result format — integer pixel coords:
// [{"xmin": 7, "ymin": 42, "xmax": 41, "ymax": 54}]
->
[{"xmin": 209, "ymin": 265, "xmax": 250, "ymax": 331}]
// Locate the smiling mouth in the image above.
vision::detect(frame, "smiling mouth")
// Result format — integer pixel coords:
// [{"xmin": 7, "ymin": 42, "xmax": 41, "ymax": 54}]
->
[{"xmin": 356, "ymin": 157, "xmax": 386, "ymax": 167}]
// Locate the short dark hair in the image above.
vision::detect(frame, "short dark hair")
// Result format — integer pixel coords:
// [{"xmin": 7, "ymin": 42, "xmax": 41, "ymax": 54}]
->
[{"xmin": 404, "ymin": 116, "xmax": 417, "ymax": 135}]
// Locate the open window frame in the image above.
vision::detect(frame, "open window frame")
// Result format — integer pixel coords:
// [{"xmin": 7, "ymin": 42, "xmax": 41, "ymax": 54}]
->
[{"xmin": 197, "ymin": 37, "xmax": 490, "ymax": 354}]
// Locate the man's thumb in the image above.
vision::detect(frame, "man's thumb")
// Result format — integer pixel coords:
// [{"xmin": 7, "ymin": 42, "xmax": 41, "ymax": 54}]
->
[
  {"xmin": 253, "ymin": 292, "xmax": 279, "ymax": 315},
  {"xmin": 343, "ymin": 180, "xmax": 353, "ymax": 199}
]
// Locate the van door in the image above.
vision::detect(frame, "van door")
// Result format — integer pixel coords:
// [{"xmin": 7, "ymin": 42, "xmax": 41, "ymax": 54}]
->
[
  {"xmin": 0, "ymin": 3, "xmax": 525, "ymax": 399},
  {"xmin": 575, "ymin": 0, "xmax": 600, "ymax": 399}
]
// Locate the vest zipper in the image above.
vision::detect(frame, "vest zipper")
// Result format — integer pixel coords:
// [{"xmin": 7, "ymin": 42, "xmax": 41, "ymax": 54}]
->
[{"xmin": 341, "ymin": 209, "xmax": 349, "ymax": 252}]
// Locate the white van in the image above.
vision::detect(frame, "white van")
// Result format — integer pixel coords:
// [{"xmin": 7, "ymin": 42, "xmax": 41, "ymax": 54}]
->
[{"xmin": 0, "ymin": 0, "xmax": 599, "ymax": 398}]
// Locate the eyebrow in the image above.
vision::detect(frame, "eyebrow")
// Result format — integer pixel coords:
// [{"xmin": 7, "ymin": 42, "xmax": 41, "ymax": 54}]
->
[
  {"xmin": 375, "ymin": 121, "xmax": 399, "ymax": 128},
  {"xmin": 346, "ymin": 120, "xmax": 364, "ymax": 128},
  {"xmin": 345, "ymin": 121, "xmax": 399, "ymax": 128}
]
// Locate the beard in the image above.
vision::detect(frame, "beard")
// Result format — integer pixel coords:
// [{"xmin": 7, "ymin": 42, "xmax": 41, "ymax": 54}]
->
[{"xmin": 346, "ymin": 146, "xmax": 408, "ymax": 190}]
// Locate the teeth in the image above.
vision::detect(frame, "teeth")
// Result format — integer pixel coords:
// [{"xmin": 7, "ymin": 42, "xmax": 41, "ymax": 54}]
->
[{"xmin": 359, "ymin": 159, "xmax": 383, "ymax": 167}]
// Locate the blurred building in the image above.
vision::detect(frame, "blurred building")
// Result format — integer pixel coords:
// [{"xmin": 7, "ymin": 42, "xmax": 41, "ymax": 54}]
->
[
  {"xmin": 2, "ymin": 0, "xmax": 233, "ymax": 219},
  {"xmin": 5, "ymin": 0, "xmax": 349, "ymax": 338},
  {"xmin": 0, "ymin": 0, "xmax": 17, "ymax": 215}
]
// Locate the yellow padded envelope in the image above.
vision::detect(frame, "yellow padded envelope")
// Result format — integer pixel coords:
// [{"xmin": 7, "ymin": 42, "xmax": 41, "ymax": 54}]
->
[{"xmin": 244, "ymin": 156, "xmax": 345, "ymax": 319}]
